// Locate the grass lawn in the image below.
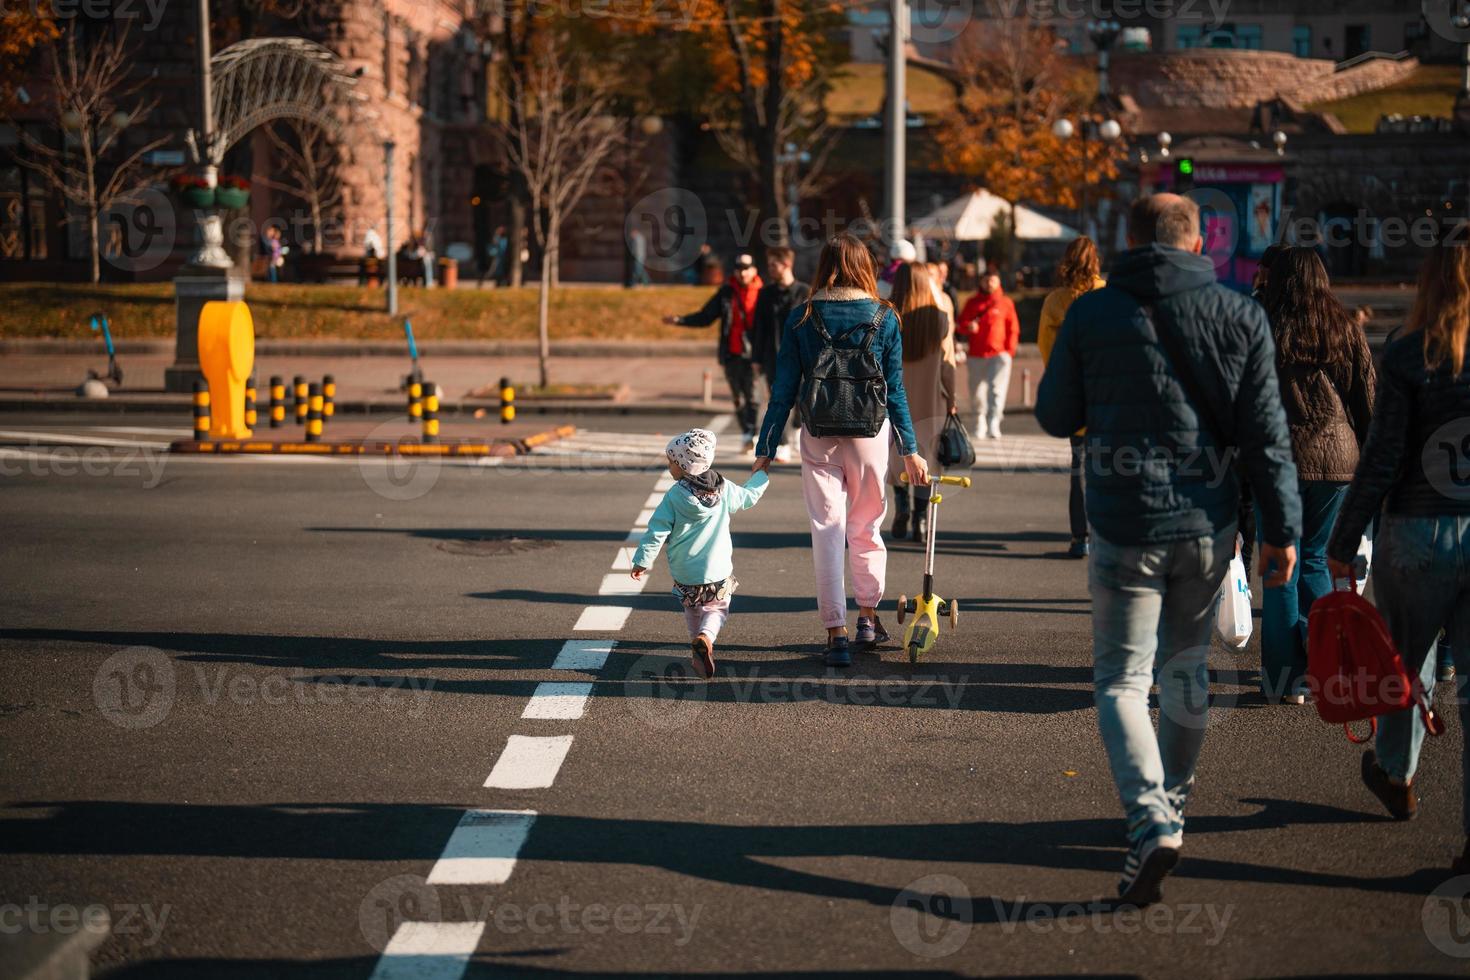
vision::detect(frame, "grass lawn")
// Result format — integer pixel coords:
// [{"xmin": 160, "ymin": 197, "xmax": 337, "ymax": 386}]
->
[
  {"xmin": 0, "ymin": 282, "xmax": 718, "ymax": 342},
  {"xmin": 1308, "ymin": 64, "xmax": 1464, "ymax": 134}
]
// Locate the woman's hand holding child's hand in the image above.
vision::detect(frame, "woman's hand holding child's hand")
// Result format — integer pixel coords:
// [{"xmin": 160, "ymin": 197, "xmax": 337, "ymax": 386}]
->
[{"xmin": 752, "ymin": 457, "xmax": 771, "ymax": 473}]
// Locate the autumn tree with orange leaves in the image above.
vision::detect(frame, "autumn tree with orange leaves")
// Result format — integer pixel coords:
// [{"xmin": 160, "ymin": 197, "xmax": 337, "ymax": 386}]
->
[
  {"xmin": 684, "ymin": 0, "xmax": 846, "ymax": 248},
  {"xmin": 0, "ymin": 8, "xmax": 58, "ymax": 113},
  {"xmin": 934, "ymin": 15, "xmax": 1128, "ymax": 251}
]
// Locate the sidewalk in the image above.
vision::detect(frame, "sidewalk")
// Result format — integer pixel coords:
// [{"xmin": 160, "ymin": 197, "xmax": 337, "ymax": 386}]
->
[{"xmin": 0, "ymin": 342, "xmax": 1049, "ymax": 416}]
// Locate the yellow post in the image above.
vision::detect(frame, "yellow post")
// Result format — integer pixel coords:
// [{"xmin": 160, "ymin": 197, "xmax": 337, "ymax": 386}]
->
[{"xmin": 197, "ymin": 300, "xmax": 255, "ymax": 439}]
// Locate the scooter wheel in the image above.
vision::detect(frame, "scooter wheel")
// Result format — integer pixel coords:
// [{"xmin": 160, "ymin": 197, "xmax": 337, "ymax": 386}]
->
[
  {"xmin": 896, "ymin": 595, "xmax": 908, "ymax": 625},
  {"xmin": 948, "ymin": 600, "xmax": 960, "ymax": 631},
  {"xmin": 907, "ymin": 643, "xmax": 920, "ymax": 668}
]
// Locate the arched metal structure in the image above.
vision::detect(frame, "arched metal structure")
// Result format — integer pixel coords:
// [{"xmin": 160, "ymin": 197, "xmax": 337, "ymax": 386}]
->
[{"xmin": 206, "ymin": 37, "xmax": 360, "ymax": 165}]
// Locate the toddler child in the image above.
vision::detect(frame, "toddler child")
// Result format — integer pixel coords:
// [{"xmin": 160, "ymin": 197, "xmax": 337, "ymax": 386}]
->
[{"xmin": 631, "ymin": 428, "xmax": 769, "ymax": 678}]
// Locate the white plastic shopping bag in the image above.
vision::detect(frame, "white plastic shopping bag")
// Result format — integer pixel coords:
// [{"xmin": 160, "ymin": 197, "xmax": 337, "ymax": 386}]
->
[
  {"xmin": 1354, "ymin": 533, "xmax": 1372, "ymax": 595},
  {"xmin": 1214, "ymin": 552, "xmax": 1253, "ymax": 649}
]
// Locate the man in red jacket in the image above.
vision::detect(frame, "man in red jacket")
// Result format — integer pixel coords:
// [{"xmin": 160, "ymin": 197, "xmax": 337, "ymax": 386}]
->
[{"xmin": 956, "ymin": 271, "xmax": 1020, "ymax": 439}]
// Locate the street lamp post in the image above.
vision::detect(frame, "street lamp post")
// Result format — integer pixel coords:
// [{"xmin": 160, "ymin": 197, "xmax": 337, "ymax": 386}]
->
[
  {"xmin": 884, "ymin": 0, "xmax": 907, "ymax": 244},
  {"xmin": 777, "ymin": 141, "xmax": 811, "ymax": 245},
  {"xmin": 385, "ymin": 139, "xmax": 397, "ymax": 316}
]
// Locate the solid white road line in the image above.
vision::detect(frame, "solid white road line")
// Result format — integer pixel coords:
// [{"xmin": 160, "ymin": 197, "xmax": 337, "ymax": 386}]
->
[
  {"xmin": 521, "ymin": 682, "xmax": 594, "ymax": 720},
  {"xmin": 653, "ymin": 475, "xmax": 676, "ymax": 491},
  {"xmin": 369, "ymin": 921, "xmax": 486, "ymax": 980},
  {"xmin": 633, "ymin": 508, "xmax": 656, "ymax": 527},
  {"xmin": 426, "ymin": 809, "xmax": 537, "ymax": 885},
  {"xmin": 550, "ymin": 639, "xmax": 616, "ymax": 671},
  {"xmin": 0, "ymin": 429, "xmax": 170, "ymax": 450},
  {"xmin": 642, "ymin": 491, "xmax": 665, "ymax": 509},
  {"xmin": 484, "ymin": 735, "xmax": 574, "ymax": 789},
  {"xmin": 574, "ymin": 606, "xmax": 632, "ymax": 631},
  {"xmin": 610, "ymin": 546, "xmax": 638, "ymax": 570}
]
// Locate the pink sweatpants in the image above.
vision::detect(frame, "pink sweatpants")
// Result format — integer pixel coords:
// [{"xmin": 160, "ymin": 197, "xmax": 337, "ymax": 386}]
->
[
  {"xmin": 800, "ymin": 421, "xmax": 890, "ymax": 628},
  {"xmin": 682, "ymin": 598, "xmax": 730, "ymax": 643}
]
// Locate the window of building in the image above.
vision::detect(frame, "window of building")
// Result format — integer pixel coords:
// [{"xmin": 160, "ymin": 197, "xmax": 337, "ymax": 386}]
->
[
  {"xmin": 1232, "ymin": 24, "xmax": 1263, "ymax": 49},
  {"xmin": 1345, "ymin": 24, "xmax": 1370, "ymax": 59},
  {"xmin": 1292, "ymin": 25, "xmax": 1311, "ymax": 58},
  {"xmin": 1177, "ymin": 24, "xmax": 1201, "ymax": 49},
  {"xmin": 1182, "ymin": 23, "xmax": 1263, "ymax": 50}
]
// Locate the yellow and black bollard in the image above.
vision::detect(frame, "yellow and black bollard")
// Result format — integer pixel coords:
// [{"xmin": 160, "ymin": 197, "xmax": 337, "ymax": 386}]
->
[
  {"xmin": 294, "ymin": 375, "xmax": 308, "ymax": 425},
  {"xmin": 499, "ymin": 376, "xmax": 515, "ymax": 425},
  {"xmin": 408, "ymin": 380, "xmax": 423, "ymax": 423},
  {"xmin": 323, "ymin": 374, "xmax": 336, "ymax": 419},
  {"xmin": 192, "ymin": 378, "xmax": 210, "ymax": 441},
  {"xmin": 269, "ymin": 375, "xmax": 285, "ymax": 428},
  {"xmin": 422, "ymin": 382, "xmax": 440, "ymax": 444},
  {"xmin": 306, "ymin": 382, "xmax": 324, "ymax": 443},
  {"xmin": 244, "ymin": 373, "xmax": 257, "ymax": 429}
]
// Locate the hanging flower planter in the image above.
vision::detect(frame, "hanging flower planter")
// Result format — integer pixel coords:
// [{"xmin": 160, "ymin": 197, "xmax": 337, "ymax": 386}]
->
[
  {"xmin": 171, "ymin": 174, "xmax": 215, "ymax": 209},
  {"xmin": 215, "ymin": 175, "xmax": 251, "ymax": 210}
]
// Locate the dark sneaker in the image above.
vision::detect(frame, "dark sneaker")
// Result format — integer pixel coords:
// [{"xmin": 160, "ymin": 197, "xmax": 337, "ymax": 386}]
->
[
  {"xmin": 1116, "ymin": 829, "xmax": 1182, "ymax": 907},
  {"xmin": 890, "ymin": 514, "xmax": 909, "ymax": 539},
  {"xmin": 1067, "ymin": 538, "xmax": 1090, "ymax": 559},
  {"xmin": 825, "ymin": 634, "xmax": 852, "ymax": 668},
  {"xmin": 855, "ymin": 616, "xmax": 890, "ymax": 648},
  {"xmin": 1437, "ymin": 662, "xmax": 1456, "ymax": 685},
  {"xmin": 1361, "ymin": 750, "xmax": 1417, "ymax": 820},
  {"xmin": 690, "ymin": 635, "xmax": 715, "ymax": 680}
]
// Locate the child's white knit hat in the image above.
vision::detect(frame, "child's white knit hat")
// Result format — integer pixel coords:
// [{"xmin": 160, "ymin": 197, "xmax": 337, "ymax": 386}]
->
[{"xmin": 666, "ymin": 428, "xmax": 717, "ymax": 475}]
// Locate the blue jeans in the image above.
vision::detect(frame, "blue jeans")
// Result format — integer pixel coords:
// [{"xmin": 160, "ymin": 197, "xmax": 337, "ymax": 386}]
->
[
  {"xmin": 1089, "ymin": 526, "xmax": 1234, "ymax": 843},
  {"xmin": 1370, "ymin": 515, "xmax": 1470, "ymax": 832},
  {"xmin": 1255, "ymin": 481, "xmax": 1348, "ymax": 698}
]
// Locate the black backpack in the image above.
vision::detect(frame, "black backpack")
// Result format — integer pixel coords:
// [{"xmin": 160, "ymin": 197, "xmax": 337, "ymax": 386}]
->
[{"xmin": 798, "ymin": 304, "xmax": 888, "ymax": 439}]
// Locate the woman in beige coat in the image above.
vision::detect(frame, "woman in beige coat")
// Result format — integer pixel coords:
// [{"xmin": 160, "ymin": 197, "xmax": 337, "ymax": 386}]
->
[{"xmin": 889, "ymin": 262, "xmax": 958, "ymax": 541}]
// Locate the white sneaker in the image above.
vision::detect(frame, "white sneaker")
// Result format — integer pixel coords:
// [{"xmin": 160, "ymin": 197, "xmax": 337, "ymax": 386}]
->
[
  {"xmin": 774, "ymin": 445, "xmax": 793, "ymax": 464},
  {"xmin": 1117, "ymin": 830, "xmax": 1183, "ymax": 907}
]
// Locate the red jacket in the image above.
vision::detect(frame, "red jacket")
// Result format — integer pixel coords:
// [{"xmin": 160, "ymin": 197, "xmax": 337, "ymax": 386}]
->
[{"xmin": 956, "ymin": 290, "xmax": 1020, "ymax": 359}]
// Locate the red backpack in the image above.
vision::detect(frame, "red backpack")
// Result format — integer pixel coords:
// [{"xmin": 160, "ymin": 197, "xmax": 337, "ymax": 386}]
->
[{"xmin": 1306, "ymin": 584, "xmax": 1444, "ymax": 743}]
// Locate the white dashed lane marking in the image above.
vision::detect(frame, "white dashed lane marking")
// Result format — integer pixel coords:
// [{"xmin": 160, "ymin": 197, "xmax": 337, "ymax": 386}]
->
[
  {"xmin": 521, "ymin": 682, "xmax": 594, "ymax": 720},
  {"xmin": 369, "ymin": 921, "xmax": 487, "ymax": 980},
  {"xmin": 573, "ymin": 606, "xmax": 632, "ymax": 632},
  {"xmin": 425, "ymin": 809, "xmax": 538, "ymax": 886},
  {"xmin": 483, "ymin": 735, "xmax": 575, "ymax": 789},
  {"xmin": 550, "ymin": 639, "xmax": 616, "ymax": 672}
]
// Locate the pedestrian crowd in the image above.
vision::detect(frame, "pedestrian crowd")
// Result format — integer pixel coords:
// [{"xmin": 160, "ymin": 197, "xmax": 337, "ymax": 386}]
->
[{"xmin": 637, "ymin": 196, "xmax": 1470, "ymax": 905}]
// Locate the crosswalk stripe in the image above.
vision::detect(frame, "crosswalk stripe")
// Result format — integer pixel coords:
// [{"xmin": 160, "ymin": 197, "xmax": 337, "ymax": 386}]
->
[
  {"xmin": 369, "ymin": 921, "xmax": 486, "ymax": 980},
  {"xmin": 425, "ymin": 809, "xmax": 538, "ymax": 885},
  {"xmin": 598, "ymin": 573, "xmax": 646, "ymax": 596},
  {"xmin": 484, "ymin": 735, "xmax": 574, "ymax": 789}
]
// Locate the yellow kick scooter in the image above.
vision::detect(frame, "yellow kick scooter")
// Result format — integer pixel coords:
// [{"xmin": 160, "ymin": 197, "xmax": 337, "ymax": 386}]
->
[{"xmin": 895, "ymin": 473, "xmax": 971, "ymax": 668}]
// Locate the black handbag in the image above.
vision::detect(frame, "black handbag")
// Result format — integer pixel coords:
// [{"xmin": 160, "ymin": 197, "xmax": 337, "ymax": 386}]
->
[{"xmin": 937, "ymin": 412, "xmax": 976, "ymax": 469}]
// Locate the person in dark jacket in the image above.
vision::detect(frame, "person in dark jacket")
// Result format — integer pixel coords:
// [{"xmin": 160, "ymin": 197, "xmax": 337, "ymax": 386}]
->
[
  {"xmin": 665, "ymin": 253, "xmax": 764, "ymax": 447},
  {"xmin": 1326, "ymin": 241, "xmax": 1470, "ymax": 869},
  {"xmin": 1037, "ymin": 193, "xmax": 1302, "ymax": 907},
  {"xmin": 1257, "ymin": 247, "xmax": 1375, "ymax": 703},
  {"xmin": 751, "ymin": 246, "xmax": 810, "ymax": 462}
]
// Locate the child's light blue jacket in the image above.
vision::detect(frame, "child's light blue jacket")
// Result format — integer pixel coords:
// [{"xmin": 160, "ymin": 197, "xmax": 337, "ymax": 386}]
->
[{"xmin": 632, "ymin": 471, "xmax": 769, "ymax": 586}]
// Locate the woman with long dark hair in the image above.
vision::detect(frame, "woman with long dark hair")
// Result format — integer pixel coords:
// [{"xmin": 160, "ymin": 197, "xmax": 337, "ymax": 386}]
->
[
  {"xmin": 754, "ymin": 234, "xmax": 929, "ymax": 665},
  {"xmin": 1257, "ymin": 246, "xmax": 1375, "ymax": 702},
  {"xmin": 888, "ymin": 262, "xmax": 957, "ymax": 541},
  {"xmin": 1039, "ymin": 236, "xmax": 1106, "ymax": 558},
  {"xmin": 1327, "ymin": 241, "xmax": 1470, "ymax": 865}
]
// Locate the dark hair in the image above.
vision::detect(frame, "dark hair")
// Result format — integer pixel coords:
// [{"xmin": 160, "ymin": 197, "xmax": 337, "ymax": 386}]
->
[
  {"xmin": 1406, "ymin": 239, "xmax": 1470, "ymax": 376},
  {"xmin": 1263, "ymin": 246, "xmax": 1371, "ymax": 372},
  {"xmin": 890, "ymin": 262, "xmax": 946, "ymax": 362},
  {"xmin": 799, "ymin": 233, "xmax": 885, "ymax": 325},
  {"xmin": 766, "ymin": 246, "xmax": 795, "ymax": 265},
  {"xmin": 1056, "ymin": 236, "xmax": 1100, "ymax": 292},
  {"xmin": 1128, "ymin": 194, "xmax": 1200, "ymax": 249}
]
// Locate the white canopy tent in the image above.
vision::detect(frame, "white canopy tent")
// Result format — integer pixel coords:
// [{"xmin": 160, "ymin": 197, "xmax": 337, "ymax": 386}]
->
[{"xmin": 910, "ymin": 189, "xmax": 1080, "ymax": 242}]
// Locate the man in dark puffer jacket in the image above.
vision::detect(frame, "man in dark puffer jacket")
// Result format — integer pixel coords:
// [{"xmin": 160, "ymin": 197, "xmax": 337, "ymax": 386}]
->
[{"xmin": 1037, "ymin": 193, "xmax": 1302, "ymax": 906}]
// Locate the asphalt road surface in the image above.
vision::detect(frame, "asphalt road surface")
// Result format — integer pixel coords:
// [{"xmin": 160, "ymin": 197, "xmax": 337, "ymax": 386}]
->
[{"xmin": 2, "ymin": 411, "xmax": 1469, "ymax": 978}]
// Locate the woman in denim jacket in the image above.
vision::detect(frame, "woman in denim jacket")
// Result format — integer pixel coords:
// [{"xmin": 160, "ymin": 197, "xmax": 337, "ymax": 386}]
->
[
  {"xmin": 753, "ymin": 234, "xmax": 930, "ymax": 666},
  {"xmin": 1327, "ymin": 241, "xmax": 1470, "ymax": 870}
]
